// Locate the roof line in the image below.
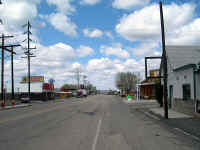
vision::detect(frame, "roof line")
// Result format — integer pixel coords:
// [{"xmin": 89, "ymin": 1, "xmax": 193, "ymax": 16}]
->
[{"xmin": 173, "ymin": 64, "xmax": 197, "ymax": 72}]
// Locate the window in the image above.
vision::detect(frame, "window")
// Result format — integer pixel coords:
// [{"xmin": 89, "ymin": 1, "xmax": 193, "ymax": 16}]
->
[
  {"xmin": 182, "ymin": 84, "xmax": 191, "ymax": 100},
  {"xmin": 176, "ymin": 76, "xmax": 179, "ymax": 80}
]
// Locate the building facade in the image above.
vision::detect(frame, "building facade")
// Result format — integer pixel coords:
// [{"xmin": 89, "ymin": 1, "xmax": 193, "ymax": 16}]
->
[
  {"xmin": 161, "ymin": 46, "xmax": 200, "ymax": 115},
  {"xmin": 140, "ymin": 69, "xmax": 160, "ymax": 99}
]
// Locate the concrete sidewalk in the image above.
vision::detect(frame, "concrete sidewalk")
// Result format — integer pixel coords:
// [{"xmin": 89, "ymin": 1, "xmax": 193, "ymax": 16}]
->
[
  {"xmin": 123, "ymin": 99, "xmax": 160, "ymax": 109},
  {"xmin": 0, "ymin": 104, "xmax": 32, "ymax": 111},
  {"xmin": 123, "ymin": 99, "xmax": 157, "ymax": 104},
  {"xmin": 150, "ymin": 108, "xmax": 192, "ymax": 119},
  {"xmin": 149, "ymin": 107, "xmax": 200, "ymax": 139}
]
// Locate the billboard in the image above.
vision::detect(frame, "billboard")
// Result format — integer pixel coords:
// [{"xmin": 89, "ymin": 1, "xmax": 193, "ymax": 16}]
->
[
  {"xmin": 19, "ymin": 82, "xmax": 43, "ymax": 93},
  {"xmin": 21, "ymin": 76, "xmax": 44, "ymax": 83}
]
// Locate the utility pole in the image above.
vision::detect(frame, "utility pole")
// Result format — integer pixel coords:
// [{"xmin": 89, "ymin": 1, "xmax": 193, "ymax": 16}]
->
[
  {"xmin": 2, "ymin": 45, "xmax": 19, "ymax": 106},
  {"xmin": 11, "ymin": 46, "xmax": 14, "ymax": 105},
  {"xmin": 1, "ymin": 34, "xmax": 5, "ymax": 107},
  {"xmin": 22, "ymin": 21, "xmax": 36, "ymax": 100},
  {"xmin": 159, "ymin": 1, "xmax": 168, "ymax": 119},
  {"xmin": 0, "ymin": 34, "xmax": 14, "ymax": 108},
  {"xmin": 83, "ymin": 75, "xmax": 87, "ymax": 89},
  {"xmin": 74, "ymin": 68, "xmax": 82, "ymax": 89},
  {"xmin": 10, "ymin": 45, "xmax": 20, "ymax": 105}
]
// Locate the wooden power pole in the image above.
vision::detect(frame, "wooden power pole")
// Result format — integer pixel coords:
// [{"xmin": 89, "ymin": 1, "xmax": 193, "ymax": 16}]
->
[
  {"xmin": 2, "ymin": 45, "xmax": 20, "ymax": 106},
  {"xmin": 159, "ymin": 1, "xmax": 168, "ymax": 119},
  {"xmin": 9, "ymin": 45, "xmax": 20, "ymax": 105},
  {"xmin": 0, "ymin": 34, "xmax": 14, "ymax": 107}
]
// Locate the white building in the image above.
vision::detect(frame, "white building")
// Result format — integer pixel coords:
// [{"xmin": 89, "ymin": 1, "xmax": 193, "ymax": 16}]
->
[
  {"xmin": 160, "ymin": 46, "xmax": 200, "ymax": 114},
  {"xmin": 0, "ymin": 82, "xmax": 43, "ymax": 93}
]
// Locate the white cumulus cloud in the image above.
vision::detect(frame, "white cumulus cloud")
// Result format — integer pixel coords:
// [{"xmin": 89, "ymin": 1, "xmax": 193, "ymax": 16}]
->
[
  {"xmin": 36, "ymin": 43, "xmax": 75, "ymax": 63},
  {"xmin": 100, "ymin": 44, "xmax": 130, "ymax": 59},
  {"xmin": 133, "ymin": 42, "xmax": 160, "ymax": 57},
  {"xmin": 112, "ymin": 0, "xmax": 150, "ymax": 10},
  {"xmin": 116, "ymin": 3, "xmax": 195, "ymax": 41},
  {"xmin": 0, "ymin": 0, "xmax": 39, "ymax": 26},
  {"xmin": 80, "ymin": 0, "xmax": 101, "ymax": 5},
  {"xmin": 86, "ymin": 57, "xmax": 146, "ymax": 89},
  {"xmin": 77, "ymin": 45, "xmax": 94, "ymax": 57},
  {"xmin": 105, "ymin": 32, "xmax": 114, "ymax": 39},
  {"xmin": 46, "ymin": 0, "xmax": 75, "ymax": 15},
  {"xmin": 166, "ymin": 18, "xmax": 200, "ymax": 45},
  {"xmin": 48, "ymin": 13, "xmax": 77, "ymax": 36},
  {"xmin": 83, "ymin": 28, "xmax": 103, "ymax": 38}
]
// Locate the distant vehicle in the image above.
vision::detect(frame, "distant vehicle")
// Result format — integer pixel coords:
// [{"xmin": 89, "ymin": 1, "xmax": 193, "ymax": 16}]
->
[
  {"xmin": 76, "ymin": 89, "xmax": 83, "ymax": 98},
  {"xmin": 114, "ymin": 91, "xmax": 119, "ymax": 95},
  {"xmin": 20, "ymin": 97, "xmax": 30, "ymax": 103},
  {"xmin": 76, "ymin": 89, "xmax": 87, "ymax": 98},
  {"xmin": 72, "ymin": 91, "xmax": 77, "ymax": 97},
  {"xmin": 82, "ymin": 89, "xmax": 87, "ymax": 97}
]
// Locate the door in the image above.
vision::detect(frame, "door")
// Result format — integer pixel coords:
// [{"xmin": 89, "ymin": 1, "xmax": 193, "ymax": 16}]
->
[{"xmin": 169, "ymin": 85, "xmax": 173, "ymax": 108}]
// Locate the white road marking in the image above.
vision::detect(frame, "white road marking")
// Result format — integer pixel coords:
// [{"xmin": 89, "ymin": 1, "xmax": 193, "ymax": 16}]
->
[
  {"xmin": 92, "ymin": 118, "xmax": 102, "ymax": 150},
  {"xmin": 174, "ymin": 128, "xmax": 200, "ymax": 141},
  {"xmin": 144, "ymin": 112, "xmax": 160, "ymax": 120}
]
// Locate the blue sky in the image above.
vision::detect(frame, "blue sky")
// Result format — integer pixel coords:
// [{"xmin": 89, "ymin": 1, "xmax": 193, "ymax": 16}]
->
[{"xmin": 0, "ymin": 0, "xmax": 200, "ymax": 90}]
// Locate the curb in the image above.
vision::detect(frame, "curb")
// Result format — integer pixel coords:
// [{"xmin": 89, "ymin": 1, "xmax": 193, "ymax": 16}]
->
[
  {"xmin": 0, "ymin": 104, "xmax": 32, "ymax": 111},
  {"xmin": 148, "ymin": 110, "xmax": 165, "ymax": 120}
]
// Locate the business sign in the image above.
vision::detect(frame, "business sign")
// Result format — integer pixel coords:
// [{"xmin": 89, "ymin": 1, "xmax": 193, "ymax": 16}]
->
[
  {"xmin": 19, "ymin": 82, "xmax": 43, "ymax": 93},
  {"xmin": 48, "ymin": 78, "xmax": 55, "ymax": 84},
  {"xmin": 21, "ymin": 76, "xmax": 44, "ymax": 83}
]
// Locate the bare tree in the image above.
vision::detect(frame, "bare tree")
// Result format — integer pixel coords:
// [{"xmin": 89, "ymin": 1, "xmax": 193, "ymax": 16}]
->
[{"xmin": 115, "ymin": 72, "xmax": 138, "ymax": 94}]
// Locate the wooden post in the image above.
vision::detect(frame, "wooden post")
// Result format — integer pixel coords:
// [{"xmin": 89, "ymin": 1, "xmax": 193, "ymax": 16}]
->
[{"xmin": 160, "ymin": 1, "xmax": 168, "ymax": 119}]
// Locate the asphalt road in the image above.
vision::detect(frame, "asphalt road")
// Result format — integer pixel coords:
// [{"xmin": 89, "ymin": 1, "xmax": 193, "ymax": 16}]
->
[{"xmin": 0, "ymin": 95, "xmax": 199, "ymax": 150}]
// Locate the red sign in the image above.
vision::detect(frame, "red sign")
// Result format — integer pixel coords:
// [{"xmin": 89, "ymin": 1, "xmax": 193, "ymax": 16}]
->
[{"xmin": 43, "ymin": 83, "xmax": 54, "ymax": 91}]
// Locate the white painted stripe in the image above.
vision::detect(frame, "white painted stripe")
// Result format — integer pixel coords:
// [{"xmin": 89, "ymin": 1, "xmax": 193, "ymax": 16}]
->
[
  {"xmin": 144, "ymin": 112, "xmax": 160, "ymax": 120},
  {"xmin": 92, "ymin": 118, "xmax": 102, "ymax": 150},
  {"xmin": 174, "ymin": 128, "xmax": 200, "ymax": 141}
]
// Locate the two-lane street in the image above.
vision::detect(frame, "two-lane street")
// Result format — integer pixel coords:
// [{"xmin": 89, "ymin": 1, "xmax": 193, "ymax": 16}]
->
[{"xmin": 0, "ymin": 95, "xmax": 199, "ymax": 150}]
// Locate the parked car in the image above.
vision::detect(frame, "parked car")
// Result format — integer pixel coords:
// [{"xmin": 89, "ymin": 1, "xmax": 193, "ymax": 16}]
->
[
  {"xmin": 76, "ymin": 89, "xmax": 87, "ymax": 98},
  {"xmin": 82, "ymin": 89, "xmax": 87, "ymax": 97},
  {"xmin": 72, "ymin": 91, "xmax": 77, "ymax": 97},
  {"xmin": 76, "ymin": 90, "xmax": 83, "ymax": 98},
  {"xmin": 20, "ymin": 97, "xmax": 30, "ymax": 103}
]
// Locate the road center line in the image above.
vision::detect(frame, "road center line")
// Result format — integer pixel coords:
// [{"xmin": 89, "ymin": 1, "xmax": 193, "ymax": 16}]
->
[{"xmin": 92, "ymin": 117, "xmax": 102, "ymax": 150}]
